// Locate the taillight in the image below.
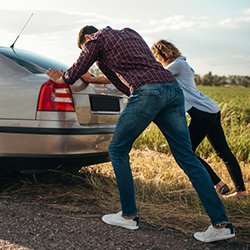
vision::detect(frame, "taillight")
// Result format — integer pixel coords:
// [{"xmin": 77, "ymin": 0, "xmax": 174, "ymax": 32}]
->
[{"xmin": 37, "ymin": 80, "xmax": 75, "ymax": 111}]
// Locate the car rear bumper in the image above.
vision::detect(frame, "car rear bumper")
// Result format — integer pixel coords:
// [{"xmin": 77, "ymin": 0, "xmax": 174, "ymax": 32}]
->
[
  {"xmin": 0, "ymin": 127, "xmax": 114, "ymax": 155},
  {"xmin": 0, "ymin": 125, "xmax": 114, "ymax": 174}
]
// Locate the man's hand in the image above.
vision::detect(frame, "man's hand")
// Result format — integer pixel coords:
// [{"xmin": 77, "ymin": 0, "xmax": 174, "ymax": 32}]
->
[{"xmin": 45, "ymin": 68, "xmax": 65, "ymax": 84}]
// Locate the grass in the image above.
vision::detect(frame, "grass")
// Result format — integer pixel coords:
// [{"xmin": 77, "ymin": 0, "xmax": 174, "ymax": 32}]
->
[
  {"xmin": 133, "ymin": 87, "xmax": 250, "ymax": 163},
  {"xmin": 0, "ymin": 86, "xmax": 249, "ymax": 243}
]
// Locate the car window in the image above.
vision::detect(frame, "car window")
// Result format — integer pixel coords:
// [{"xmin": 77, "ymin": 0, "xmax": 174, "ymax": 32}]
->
[{"xmin": 0, "ymin": 47, "xmax": 69, "ymax": 74}]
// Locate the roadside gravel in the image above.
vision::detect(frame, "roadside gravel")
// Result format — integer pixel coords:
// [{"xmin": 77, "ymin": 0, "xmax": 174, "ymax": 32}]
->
[{"xmin": 0, "ymin": 198, "xmax": 248, "ymax": 250}]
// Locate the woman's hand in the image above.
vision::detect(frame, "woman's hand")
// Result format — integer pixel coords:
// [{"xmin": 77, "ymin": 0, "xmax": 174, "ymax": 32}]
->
[
  {"xmin": 81, "ymin": 72, "xmax": 111, "ymax": 84},
  {"xmin": 81, "ymin": 72, "xmax": 94, "ymax": 82}
]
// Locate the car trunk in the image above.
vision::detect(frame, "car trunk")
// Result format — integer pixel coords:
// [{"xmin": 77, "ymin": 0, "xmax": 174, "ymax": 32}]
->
[{"xmin": 70, "ymin": 79, "xmax": 128, "ymax": 125}]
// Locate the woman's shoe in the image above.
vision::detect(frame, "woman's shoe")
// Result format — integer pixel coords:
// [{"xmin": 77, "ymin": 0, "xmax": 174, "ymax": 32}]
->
[
  {"xmin": 224, "ymin": 191, "xmax": 247, "ymax": 199},
  {"xmin": 217, "ymin": 184, "xmax": 230, "ymax": 195}
]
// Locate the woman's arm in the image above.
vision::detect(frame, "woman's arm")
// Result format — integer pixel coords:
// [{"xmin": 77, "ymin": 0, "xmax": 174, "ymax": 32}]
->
[{"xmin": 81, "ymin": 72, "xmax": 111, "ymax": 84}]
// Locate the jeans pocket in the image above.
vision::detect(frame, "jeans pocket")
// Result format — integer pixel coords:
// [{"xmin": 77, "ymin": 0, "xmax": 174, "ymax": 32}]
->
[
  {"xmin": 139, "ymin": 88, "xmax": 162, "ymax": 117},
  {"xmin": 174, "ymin": 86, "xmax": 185, "ymax": 115}
]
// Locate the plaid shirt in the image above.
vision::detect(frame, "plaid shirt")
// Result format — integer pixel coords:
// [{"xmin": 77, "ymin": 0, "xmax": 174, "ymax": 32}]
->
[{"xmin": 63, "ymin": 26, "xmax": 177, "ymax": 96}]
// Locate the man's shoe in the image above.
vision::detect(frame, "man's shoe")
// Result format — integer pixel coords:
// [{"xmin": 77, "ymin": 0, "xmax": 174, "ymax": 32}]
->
[
  {"xmin": 102, "ymin": 211, "xmax": 139, "ymax": 230},
  {"xmin": 194, "ymin": 223, "xmax": 235, "ymax": 242}
]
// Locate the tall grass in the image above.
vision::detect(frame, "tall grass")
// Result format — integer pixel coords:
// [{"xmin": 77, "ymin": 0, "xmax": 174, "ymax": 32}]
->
[{"xmin": 133, "ymin": 86, "xmax": 250, "ymax": 163}]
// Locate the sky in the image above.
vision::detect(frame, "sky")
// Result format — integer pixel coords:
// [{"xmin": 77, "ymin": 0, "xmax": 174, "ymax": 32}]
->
[{"xmin": 0, "ymin": 0, "xmax": 250, "ymax": 76}]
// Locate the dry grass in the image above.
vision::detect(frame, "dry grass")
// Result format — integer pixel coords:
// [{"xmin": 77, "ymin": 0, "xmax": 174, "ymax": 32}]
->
[{"xmin": 0, "ymin": 148, "xmax": 249, "ymax": 241}]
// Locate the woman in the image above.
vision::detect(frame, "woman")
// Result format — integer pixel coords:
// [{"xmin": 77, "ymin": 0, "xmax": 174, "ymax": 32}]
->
[{"xmin": 151, "ymin": 40, "xmax": 246, "ymax": 198}]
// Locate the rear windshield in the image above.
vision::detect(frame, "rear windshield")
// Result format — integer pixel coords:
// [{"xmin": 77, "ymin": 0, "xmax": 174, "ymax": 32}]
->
[{"xmin": 0, "ymin": 47, "xmax": 69, "ymax": 74}]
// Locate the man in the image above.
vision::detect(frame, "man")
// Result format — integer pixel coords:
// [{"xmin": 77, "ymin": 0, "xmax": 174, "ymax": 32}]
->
[{"xmin": 46, "ymin": 25, "xmax": 235, "ymax": 243}]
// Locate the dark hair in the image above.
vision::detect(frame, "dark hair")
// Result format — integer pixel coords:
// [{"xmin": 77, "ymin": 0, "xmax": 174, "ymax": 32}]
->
[
  {"xmin": 151, "ymin": 40, "xmax": 182, "ymax": 64},
  {"xmin": 77, "ymin": 25, "xmax": 98, "ymax": 49}
]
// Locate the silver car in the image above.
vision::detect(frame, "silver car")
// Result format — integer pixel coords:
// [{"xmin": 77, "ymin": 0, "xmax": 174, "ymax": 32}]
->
[{"xmin": 0, "ymin": 46, "xmax": 127, "ymax": 174}]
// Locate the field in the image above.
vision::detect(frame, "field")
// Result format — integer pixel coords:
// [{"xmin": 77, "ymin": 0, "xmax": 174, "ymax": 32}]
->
[
  {"xmin": 134, "ymin": 86, "xmax": 250, "ymax": 162},
  {"xmin": 1, "ymin": 86, "xmax": 250, "ymax": 243}
]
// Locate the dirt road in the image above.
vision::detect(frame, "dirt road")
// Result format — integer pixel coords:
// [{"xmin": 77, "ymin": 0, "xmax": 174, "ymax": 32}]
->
[{"xmin": 0, "ymin": 198, "xmax": 248, "ymax": 250}]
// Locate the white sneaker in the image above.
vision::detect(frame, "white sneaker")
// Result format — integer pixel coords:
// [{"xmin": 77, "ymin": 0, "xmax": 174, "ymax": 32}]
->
[
  {"xmin": 194, "ymin": 223, "xmax": 235, "ymax": 242},
  {"xmin": 102, "ymin": 211, "xmax": 139, "ymax": 230}
]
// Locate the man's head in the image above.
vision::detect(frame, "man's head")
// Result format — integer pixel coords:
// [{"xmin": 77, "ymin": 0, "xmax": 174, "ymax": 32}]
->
[{"xmin": 77, "ymin": 25, "xmax": 98, "ymax": 49}]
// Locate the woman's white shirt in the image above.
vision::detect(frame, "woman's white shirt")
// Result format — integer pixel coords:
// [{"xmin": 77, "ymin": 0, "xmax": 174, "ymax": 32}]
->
[{"xmin": 166, "ymin": 56, "xmax": 220, "ymax": 114}]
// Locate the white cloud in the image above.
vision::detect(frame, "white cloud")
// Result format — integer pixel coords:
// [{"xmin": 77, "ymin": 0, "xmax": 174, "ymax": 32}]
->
[
  {"xmin": 146, "ymin": 15, "xmax": 212, "ymax": 33},
  {"xmin": 73, "ymin": 12, "xmax": 139, "ymax": 25},
  {"xmin": 0, "ymin": 10, "xmax": 139, "ymax": 36},
  {"xmin": 234, "ymin": 54, "xmax": 250, "ymax": 61},
  {"xmin": 243, "ymin": 8, "xmax": 250, "ymax": 15},
  {"xmin": 219, "ymin": 17, "xmax": 250, "ymax": 28},
  {"xmin": 219, "ymin": 8, "xmax": 250, "ymax": 28},
  {"xmin": 1, "ymin": 2, "xmax": 250, "ymax": 76}
]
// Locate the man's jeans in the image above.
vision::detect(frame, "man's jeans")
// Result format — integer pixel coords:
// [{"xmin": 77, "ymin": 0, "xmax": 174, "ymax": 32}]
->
[{"xmin": 108, "ymin": 82, "xmax": 229, "ymax": 226}]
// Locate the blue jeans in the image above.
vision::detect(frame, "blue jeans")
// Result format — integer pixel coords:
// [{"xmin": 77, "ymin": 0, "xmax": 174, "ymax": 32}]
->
[{"xmin": 108, "ymin": 82, "xmax": 229, "ymax": 226}]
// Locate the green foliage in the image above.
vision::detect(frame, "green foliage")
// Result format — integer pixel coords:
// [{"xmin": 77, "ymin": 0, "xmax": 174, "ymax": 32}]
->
[
  {"xmin": 133, "ymin": 86, "xmax": 250, "ymax": 163},
  {"xmin": 195, "ymin": 72, "xmax": 250, "ymax": 87}
]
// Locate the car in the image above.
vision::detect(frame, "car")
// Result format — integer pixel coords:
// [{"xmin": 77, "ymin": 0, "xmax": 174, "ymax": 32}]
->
[{"xmin": 0, "ymin": 46, "xmax": 128, "ymax": 175}]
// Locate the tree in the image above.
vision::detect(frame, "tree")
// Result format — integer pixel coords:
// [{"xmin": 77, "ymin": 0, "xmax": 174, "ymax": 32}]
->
[
  {"xmin": 201, "ymin": 71, "xmax": 213, "ymax": 86},
  {"xmin": 194, "ymin": 74, "xmax": 202, "ymax": 85},
  {"xmin": 228, "ymin": 75, "xmax": 237, "ymax": 86},
  {"xmin": 89, "ymin": 63, "xmax": 103, "ymax": 77}
]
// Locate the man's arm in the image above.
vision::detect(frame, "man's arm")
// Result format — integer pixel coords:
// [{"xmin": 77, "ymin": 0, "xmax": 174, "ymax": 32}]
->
[
  {"xmin": 62, "ymin": 38, "xmax": 101, "ymax": 85},
  {"xmin": 46, "ymin": 34, "xmax": 102, "ymax": 85}
]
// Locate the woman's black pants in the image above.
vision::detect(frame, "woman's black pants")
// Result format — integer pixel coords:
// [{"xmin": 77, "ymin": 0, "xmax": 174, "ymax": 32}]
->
[{"xmin": 188, "ymin": 107, "xmax": 245, "ymax": 192}]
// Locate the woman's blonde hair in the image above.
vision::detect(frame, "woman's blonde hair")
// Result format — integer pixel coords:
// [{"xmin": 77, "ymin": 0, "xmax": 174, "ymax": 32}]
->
[{"xmin": 151, "ymin": 40, "xmax": 182, "ymax": 64}]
